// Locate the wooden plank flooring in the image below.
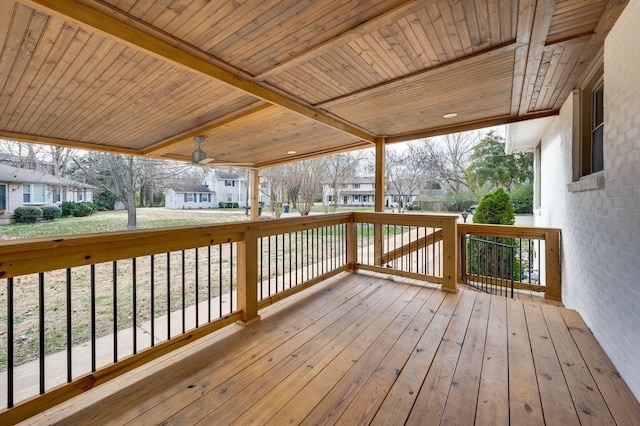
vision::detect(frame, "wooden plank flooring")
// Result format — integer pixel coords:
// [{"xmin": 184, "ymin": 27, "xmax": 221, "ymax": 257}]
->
[{"xmin": 24, "ymin": 272, "xmax": 640, "ymax": 425}]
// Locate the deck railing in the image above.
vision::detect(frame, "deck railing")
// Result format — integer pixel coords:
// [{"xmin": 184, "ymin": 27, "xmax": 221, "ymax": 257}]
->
[
  {"xmin": 0, "ymin": 213, "xmax": 558, "ymax": 423},
  {"xmin": 457, "ymin": 223, "xmax": 561, "ymax": 300}
]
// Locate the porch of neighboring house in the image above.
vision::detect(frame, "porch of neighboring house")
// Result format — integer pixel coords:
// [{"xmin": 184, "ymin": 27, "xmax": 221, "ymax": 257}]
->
[
  {"xmin": 1, "ymin": 212, "xmax": 639, "ymax": 424},
  {"xmin": 23, "ymin": 271, "xmax": 640, "ymax": 425}
]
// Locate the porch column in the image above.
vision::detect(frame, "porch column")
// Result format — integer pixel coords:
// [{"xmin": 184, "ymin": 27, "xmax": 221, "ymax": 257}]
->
[
  {"xmin": 251, "ymin": 169, "xmax": 259, "ymax": 221},
  {"xmin": 374, "ymin": 137, "xmax": 385, "ymax": 266},
  {"xmin": 237, "ymin": 227, "xmax": 260, "ymax": 324}
]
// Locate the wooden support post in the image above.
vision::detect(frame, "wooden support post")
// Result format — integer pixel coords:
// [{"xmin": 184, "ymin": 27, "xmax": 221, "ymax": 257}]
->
[
  {"xmin": 374, "ymin": 137, "xmax": 385, "ymax": 266},
  {"xmin": 441, "ymin": 216, "xmax": 458, "ymax": 293},
  {"xmin": 251, "ymin": 169, "xmax": 259, "ymax": 221},
  {"xmin": 545, "ymin": 230, "xmax": 561, "ymax": 301},
  {"xmin": 346, "ymin": 219, "xmax": 357, "ymax": 271},
  {"xmin": 237, "ymin": 228, "xmax": 260, "ymax": 324}
]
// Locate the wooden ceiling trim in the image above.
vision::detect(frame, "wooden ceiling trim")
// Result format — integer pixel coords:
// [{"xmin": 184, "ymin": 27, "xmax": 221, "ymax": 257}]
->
[
  {"xmin": 144, "ymin": 103, "xmax": 278, "ymax": 156},
  {"xmin": 510, "ymin": 0, "xmax": 536, "ymax": 116},
  {"xmin": 0, "ymin": 130, "xmax": 141, "ymax": 155},
  {"xmin": 22, "ymin": 0, "xmax": 377, "ymax": 144},
  {"xmin": 517, "ymin": 0, "xmax": 556, "ymax": 115},
  {"xmin": 255, "ymin": 0, "xmax": 418, "ymax": 79},
  {"xmin": 386, "ymin": 110, "xmax": 560, "ymax": 144}
]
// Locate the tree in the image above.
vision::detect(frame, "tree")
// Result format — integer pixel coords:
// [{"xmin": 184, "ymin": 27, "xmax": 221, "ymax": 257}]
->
[
  {"xmin": 325, "ymin": 152, "xmax": 359, "ymax": 212},
  {"xmin": 386, "ymin": 142, "xmax": 441, "ymax": 212},
  {"xmin": 260, "ymin": 165, "xmax": 287, "ymax": 218},
  {"xmin": 466, "ymin": 131, "xmax": 532, "ymax": 191},
  {"xmin": 70, "ymin": 153, "xmax": 186, "ymax": 229},
  {"xmin": 438, "ymin": 131, "xmax": 476, "ymax": 192},
  {"xmin": 472, "ymin": 187, "xmax": 515, "ymax": 225},
  {"xmin": 294, "ymin": 158, "xmax": 327, "ymax": 216}
]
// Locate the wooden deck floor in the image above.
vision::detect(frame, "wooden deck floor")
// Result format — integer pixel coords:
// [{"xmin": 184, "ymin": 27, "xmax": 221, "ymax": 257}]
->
[{"xmin": 26, "ymin": 272, "xmax": 640, "ymax": 425}]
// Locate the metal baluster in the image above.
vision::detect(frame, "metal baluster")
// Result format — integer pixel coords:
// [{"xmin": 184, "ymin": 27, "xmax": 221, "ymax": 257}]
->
[
  {"xmin": 133, "ymin": 258, "xmax": 137, "ymax": 354},
  {"xmin": 113, "ymin": 261, "xmax": 118, "ymax": 363},
  {"xmin": 195, "ymin": 248, "xmax": 199, "ymax": 328},
  {"xmin": 39, "ymin": 273, "xmax": 45, "ymax": 394},
  {"xmin": 151, "ymin": 254, "xmax": 155, "ymax": 346},
  {"xmin": 66, "ymin": 269, "xmax": 72, "ymax": 383},
  {"xmin": 167, "ymin": 253, "xmax": 171, "ymax": 340},
  {"xmin": 90, "ymin": 265, "xmax": 96, "ymax": 372},
  {"xmin": 7, "ymin": 278, "xmax": 14, "ymax": 408}
]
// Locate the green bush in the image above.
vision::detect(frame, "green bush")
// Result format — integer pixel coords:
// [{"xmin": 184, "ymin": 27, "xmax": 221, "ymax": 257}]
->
[
  {"xmin": 14, "ymin": 206, "xmax": 43, "ymax": 224},
  {"xmin": 511, "ymin": 183, "xmax": 533, "ymax": 214},
  {"xmin": 73, "ymin": 202, "xmax": 94, "ymax": 217},
  {"xmin": 473, "ymin": 188, "xmax": 515, "ymax": 225},
  {"xmin": 41, "ymin": 206, "xmax": 62, "ymax": 220},
  {"xmin": 446, "ymin": 191, "xmax": 476, "ymax": 212},
  {"xmin": 218, "ymin": 202, "xmax": 239, "ymax": 209},
  {"xmin": 60, "ymin": 201, "xmax": 75, "ymax": 217},
  {"xmin": 94, "ymin": 191, "xmax": 116, "ymax": 210},
  {"xmin": 60, "ymin": 201, "xmax": 94, "ymax": 217}
]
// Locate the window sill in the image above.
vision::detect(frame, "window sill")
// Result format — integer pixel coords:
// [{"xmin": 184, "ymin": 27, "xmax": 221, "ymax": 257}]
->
[{"xmin": 567, "ymin": 173, "xmax": 605, "ymax": 193}]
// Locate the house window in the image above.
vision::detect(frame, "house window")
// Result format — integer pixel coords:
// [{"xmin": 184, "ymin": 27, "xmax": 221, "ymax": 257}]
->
[
  {"xmin": 184, "ymin": 193, "xmax": 194, "ymax": 202},
  {"xmin": 23, "ymin": 184, "xmax": 46, "ymax": 204},
  {"xmin": 352, "ymin": 183, "xmax": 360, "ymax": 189},
  {"xmin": 225, "ymin": 180, "xmax": 235, "ymax": 187},
  {"xmin": 199, "ymin": 193, "xmax": 210, "ymax": 202},
  {"xmin": 573, "ymin": 52, "xmax": 604, "ymax": 181},
  {"xmin": 76, "ymin": 190, "xmax": 86, "ymax": 202},
  {"xmin": 226, "ymin": 195, "xmax": 233, "ymax": 202}
]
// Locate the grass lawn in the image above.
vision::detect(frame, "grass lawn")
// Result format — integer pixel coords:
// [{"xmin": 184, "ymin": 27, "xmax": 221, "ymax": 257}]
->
[{"xmin": 0, "ymin": 208, "xmax": 251, "ymax": 240}]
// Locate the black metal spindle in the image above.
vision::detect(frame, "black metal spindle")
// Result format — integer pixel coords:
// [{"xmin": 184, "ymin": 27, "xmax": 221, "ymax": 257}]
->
[
  {"xmin": 113, "ymin": 261, "xmax": 118, "ymax": 363},
  {"xmin": 90, "ymin": 265, "xmax": 96, "ymax": 372},
  {"xmin": 132, "ymin": 258, "xmax": 137, "ymax": 355},
  {"xmin": 150, "ymin": 255, "xmax": 155, "ymax": 346},
  {"xmin": 39, "ymin": 273, "xmax": 45, "ymax": 394},
  {"xmin": 181, "ymin": 251, "xmax": 185, "ymax": 334},
  {"xmin": 7, "ymin": 277, "xmax": 14, "ymax": 408},
  {"xmin": 275, "ymin": 233, "xmax": 278, "ymax": 293},
  {"xmin": 195, "ymin": 248, "xmax": 199, "ymax": 328},
  {"xmin": 268, "ymin": 236, "xmax": 272, "ymax": 297},
  {"xmin": 289, "ymin": 232, "xmax": 292, "ymax": 288},
  {"xmin": 167, "ymin": 252, "xmax": 171, "ymax": 340},
  {"xmin": 259, "ymin": 237, "xmax": 263, "ymax": 299},
  {"xmin": 219, "ymin": 245, "xmax": 223, "ymax": 316},
  {"xmin": 66, "ymin": 268, "xmax": 72, "ymax": 383}
]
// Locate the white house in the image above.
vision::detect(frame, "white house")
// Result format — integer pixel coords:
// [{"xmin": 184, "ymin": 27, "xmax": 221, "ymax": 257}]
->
[
  {"xmin": 507, "ymin": 0, "xmax": 640, "ymax": 400},
  {"xmin": 0, "ymin": 164, "xmax": 93, "ymax": 214},
  {"xmin": 322, "ymin": 176, "xmax": 375, "ymax": 207},
  {"xmin": 205, "ymin": 170, "xmax": 248, "ymax": 207},
  {"xmin": 164, "ymin": 183, "xmax": 215, "ymax": 210}
]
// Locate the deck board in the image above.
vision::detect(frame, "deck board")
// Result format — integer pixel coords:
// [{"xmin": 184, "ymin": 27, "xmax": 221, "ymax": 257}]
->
[{"xmin": 23, "ymin": 271, "xmax": 640, "ymax": 425}]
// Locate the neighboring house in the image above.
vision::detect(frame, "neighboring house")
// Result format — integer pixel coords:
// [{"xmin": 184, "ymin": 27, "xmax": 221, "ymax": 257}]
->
[
  {"xmin": 205, "ymin": 170, "xmax": 248, "ymax": 207},
  {"xmin": 506, "ymin": 0, "xmax": 640, "ymax": 400},
  {"xmin": 412, "ymin": 188, "xmax": 447, "ymax": 211},
  {"xmin": 164, "ymin": 184, "xmax": 215, "ymax": 210},
  {"xmin": 0, "ymin": 164, "xmax": 93, "ymax": 214},
  {"xmin": 322, "ymin": 177, "xmax": 375, "ymax": 207}
]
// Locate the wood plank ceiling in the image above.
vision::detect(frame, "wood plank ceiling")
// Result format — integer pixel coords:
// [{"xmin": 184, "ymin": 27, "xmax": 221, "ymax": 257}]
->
[{"xmin": 0, "ymin": 0, "xmax": 628, "ymax": 168}]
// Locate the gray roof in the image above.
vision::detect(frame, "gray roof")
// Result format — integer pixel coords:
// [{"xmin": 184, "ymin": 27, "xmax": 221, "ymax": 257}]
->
[
  {"xmin": 215, "ymin": 171, "xmax": 241, "ymax": 180},
  {"xmin": 168, "ymin": 184, "xmax": 212, "ymax": 193},
  {"xmin": 0, "ymin": 164, "xmax": 93, "ymax": 188}
]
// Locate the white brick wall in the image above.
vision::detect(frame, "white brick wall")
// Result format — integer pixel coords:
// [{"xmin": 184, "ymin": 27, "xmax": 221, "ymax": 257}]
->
[{"xmin": 536, "ymin": 0, "xmax": 640, "ymax": 400}]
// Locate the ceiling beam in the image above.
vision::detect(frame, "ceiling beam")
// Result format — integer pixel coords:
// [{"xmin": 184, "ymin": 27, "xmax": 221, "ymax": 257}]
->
[
  {"xmin": 385, "ymin": 111, "xmax": 559, "ymax": 144},
  {"xmin": 22, "ymin": 0, "xmax": 377, "ymax": 145},
  {"xmin": 143, "ymin": 103, "xmax": 279, "ymax": 156},
  {"xmin": 517, "ymin": 0, "xmax": 556, "ymax": 116},
  {"xmin": 0, "ymin": 130, "xmax": 141, "ymax": 156},
  {"xmin": 511, "ymin": 0, "xmax": 537, "ymax": 116}
]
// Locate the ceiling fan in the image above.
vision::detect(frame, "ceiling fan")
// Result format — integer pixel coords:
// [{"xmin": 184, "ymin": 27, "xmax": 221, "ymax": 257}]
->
[{"xmin": 191, "ymin": 135, "xmax": 256, "ymax": 168}]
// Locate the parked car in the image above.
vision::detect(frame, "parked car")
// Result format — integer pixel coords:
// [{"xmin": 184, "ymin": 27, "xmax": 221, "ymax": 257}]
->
[
  {"xmin": 468, "ymin": 204, "xmax": 478, "ymax": 214},
  {"xmin": 521, "ymin": 268, "xmax": 539, "ymax": 284}
]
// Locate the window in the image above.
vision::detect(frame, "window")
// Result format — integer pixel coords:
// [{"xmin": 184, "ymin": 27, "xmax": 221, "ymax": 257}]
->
[
  {"xmin": 352, "ymin": 183, "xmax": 360, "ymax": 189},
  {"xmin": 573, "ymin": 51, "xmax": 604, "ymax": 182},
  {"xmin": 76, "ymin": 190, "xmax": 86, "ymax": 202},
  {"xmin": 184, "ymin": 193, "xmax": 194, "ymax": 202},
  {"xmin": 199, "ymin": 193, "xmax": 210, "ymax": 202},
  {"xmin": 225, "ymin": 180, "xmax": 235, "ymax": 187},
  {"xmin": 23, "ymin": 184, "xmax": 46, "ymax": 204}
]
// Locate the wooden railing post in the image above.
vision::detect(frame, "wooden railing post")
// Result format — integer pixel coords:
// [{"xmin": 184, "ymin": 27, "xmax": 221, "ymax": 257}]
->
[
  {"xmin": 441, "ymin": 216, "xmax": 458, "ymax": 293},
  {"xmin": 545, "ymin": 230, "xmax": 561, "ymax": 301},
  {"xmin": 374, "ymin": 224, "xmax": 383, "ymax": 266},
  {"xmin": 237, "ymin": 228, "xmax": 260, "ymax": 324},
  {"xmin": 346, "ymin": 218, "xmax": 357, "ymax": 271}
]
